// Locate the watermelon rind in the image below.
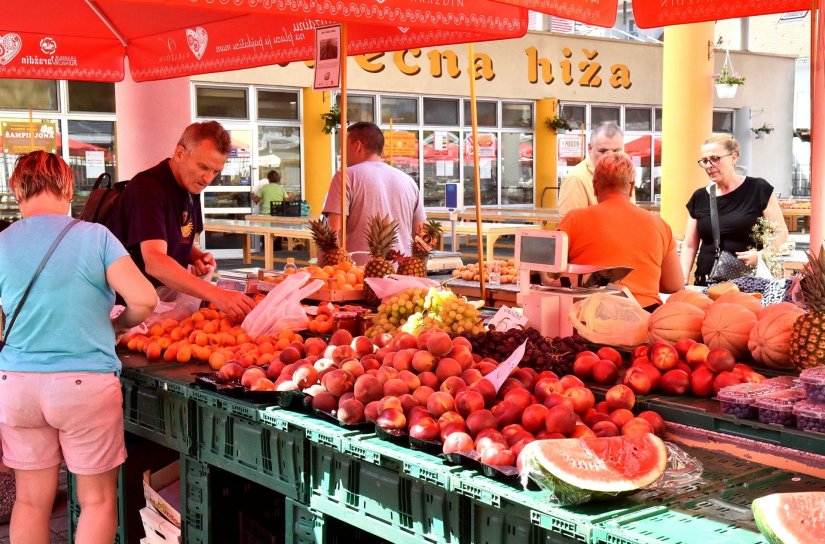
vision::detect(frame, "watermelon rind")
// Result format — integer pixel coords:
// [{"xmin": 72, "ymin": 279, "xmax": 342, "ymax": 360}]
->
[
  {"xmin": 752, "ymin": 492, "xmax": 825, "ymax": 544},
  {"xmin": 522, "ymin": 434, "xmax": 668, "ymax": 504}
]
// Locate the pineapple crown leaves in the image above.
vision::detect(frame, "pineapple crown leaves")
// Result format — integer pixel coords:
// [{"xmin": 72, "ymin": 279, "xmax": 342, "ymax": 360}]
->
[
  {"xmin": 799, "ymin": 247, "xmax": 825, "ymax": 310},
  {"xmin": 366, "ymin": 214, "xmax": 399, "ymax": 258}
]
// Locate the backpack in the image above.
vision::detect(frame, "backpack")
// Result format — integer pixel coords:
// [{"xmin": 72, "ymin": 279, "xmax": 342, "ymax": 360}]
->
[{"xmin": 79, "ymin": 173, "xmax": 128, "ymax": 224}]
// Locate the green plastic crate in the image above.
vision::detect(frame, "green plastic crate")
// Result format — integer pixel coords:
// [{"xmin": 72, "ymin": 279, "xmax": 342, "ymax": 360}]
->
[
  {"xmin": 261, "ymin": 406, "xmax": 361, "ymax": 452},
  {"xmin": 181, "ymin": 454, "xmax": 211, "ymax": 544},
  {"xmin": 309, "ymin": 443, "xmax": 466, "ymax": 544},
  {"xmin": 469, "ymin": 503, "xmax": 584, "ymax": 544},
  {"xmin": 195, "ymin": 392, "xmax": 308, "ymax": 502},
  {"xmin": 343, "ymin": 434, "xmax": 471, "ymax": 489},
  {"xmin": 285, "ymin": 497, "xmax": 324, "ymax": 544},
  {"xmin": 120, "ymin": 368, "xmax": 194, "ymax": 454},
  {"xmin": 67, "ymin": 470, "xmax": 127, "ymax": 544}
]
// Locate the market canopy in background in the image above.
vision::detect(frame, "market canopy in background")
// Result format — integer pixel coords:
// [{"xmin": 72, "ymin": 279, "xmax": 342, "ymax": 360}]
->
[
  {"xmin": 490, "ymin": 0, "xmax": 810, "ymax": 28},
  {"xmin": 0, "ymin": 0, "xmax": 528, "ymax": 82}
]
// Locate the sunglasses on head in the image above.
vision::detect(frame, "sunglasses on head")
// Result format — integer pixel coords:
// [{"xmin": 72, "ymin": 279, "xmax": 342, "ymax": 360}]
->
[{"xmin": 697, "ymin": 153, "xmax": 733, "ymax": 168}]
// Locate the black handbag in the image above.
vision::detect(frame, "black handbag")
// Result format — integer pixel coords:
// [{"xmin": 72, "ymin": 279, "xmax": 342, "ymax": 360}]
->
[
  {"xmin": 0, "ymin": 219, "xmax": 79, "ymax": 353},
  {"xmin": 702, "ymin": 184, "xmax": 755, "ymax": 285}
]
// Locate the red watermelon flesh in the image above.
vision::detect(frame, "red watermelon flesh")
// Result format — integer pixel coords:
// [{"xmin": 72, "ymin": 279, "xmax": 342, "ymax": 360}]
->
[
  {"xmin": 525, "ymin": 434, "xmax": 667, "ymax": 497},
  {"xmin": 752, "ymin": 492, "xmax": 825, "ymax": 544}
]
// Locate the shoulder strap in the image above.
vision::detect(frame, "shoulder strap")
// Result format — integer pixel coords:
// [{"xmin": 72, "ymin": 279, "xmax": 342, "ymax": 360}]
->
[
  {"xmin": 3, "ymin": 219, "xmax": 80, "ymax": 342},
  {"xmin": 708, "ymin": 184, "xmax": 721, "ymax": 257}
]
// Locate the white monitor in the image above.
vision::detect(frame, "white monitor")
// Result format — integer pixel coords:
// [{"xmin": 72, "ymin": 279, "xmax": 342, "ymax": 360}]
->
[{"xmin": 515, "ymin": 230, "xmax": 569, "ymax": 273}]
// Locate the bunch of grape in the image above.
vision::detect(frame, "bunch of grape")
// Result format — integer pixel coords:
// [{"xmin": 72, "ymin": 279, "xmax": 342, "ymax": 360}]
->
[
  {"xmin": 461, "ymin": 328, "xmax": 588, "ymax": 375},
  {"xmin": 365, "ymin": 287, "xmax": 484, "ymax": 337}
]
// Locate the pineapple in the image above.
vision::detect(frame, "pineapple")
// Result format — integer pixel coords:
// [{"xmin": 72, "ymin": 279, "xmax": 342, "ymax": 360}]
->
[
  {"xmin": 789, "ymin": 248, "xmax": 825, "ymax": 370},
  {"xmin": 396, "ymin": 219, "xmax": 444, "ymax": 277},
  {"xmin": 309, "ymin": 218, "xmax": 351, "ymax": 267},
  {"xmin": 364, "ymin": 214, "xmax": 399, "ymax": 306}
]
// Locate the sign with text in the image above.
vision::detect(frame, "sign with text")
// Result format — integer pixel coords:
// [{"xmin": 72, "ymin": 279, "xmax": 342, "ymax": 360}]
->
[
  {"xmin": 487, "ymin": 305, "xmax": 529, "ymax": 332},
  {"xmin": 1, "ymin": 120, "xmax": 57, "ymax": 154},
  {"xmin": 313, "ymin": 24, "xmax": 342, "ymax": 90},
  {"xmin": 558, "ymin": 134, "xmax": 584, "ymax": 159},
  {"xmin": 483, "ymin": 340, "xmax": 528, "ymax": 392}
]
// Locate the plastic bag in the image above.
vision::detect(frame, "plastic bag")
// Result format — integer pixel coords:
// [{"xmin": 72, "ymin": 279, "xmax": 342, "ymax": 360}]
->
[
  {"xmin": 567, "ymin": 292, "xmax": 650, "ymax": 348},
  {"xmin": 518, "ymin": 437, "xmax": 703, "ymax": 506},
  {"xmin": 364, "ymin": 274, "xmax": 439, "ymax": 302},
  {"xmin": 242, "ymin": 272, "xmax": 324, "ymax": 337}
]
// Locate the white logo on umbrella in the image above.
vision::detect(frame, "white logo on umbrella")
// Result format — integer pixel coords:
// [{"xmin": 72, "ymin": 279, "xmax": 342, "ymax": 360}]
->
[
  {"xmin": 0, "ymin": 33, "xmax": 23, "ymax": 66},
  {"xmin": 40, "ymin": 37, "xmax": 57, "ymax": 55},
  {"xmin": 186, "ymin": 27, "xmax": 208, "ymax": 61}
]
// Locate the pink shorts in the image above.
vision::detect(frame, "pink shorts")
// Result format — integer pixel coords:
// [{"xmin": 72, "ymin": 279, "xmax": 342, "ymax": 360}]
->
[{"xmin": 0, "ymin": 371, "xmax": 127, "ymax": 475}]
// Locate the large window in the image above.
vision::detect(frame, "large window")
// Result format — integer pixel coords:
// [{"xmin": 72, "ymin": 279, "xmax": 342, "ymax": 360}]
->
[{"xmin": 195, "ymin": 86, "xmax": 248, "ymax": 118}]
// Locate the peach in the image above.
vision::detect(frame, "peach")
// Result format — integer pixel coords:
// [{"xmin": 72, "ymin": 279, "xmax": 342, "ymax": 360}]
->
[
  {"xmin": 409, "ymin": 416, "xmax": 440, "ymax": 441},
  {"xmin": 542, "ymin": 392, "xmax": 574, "ymax": 411},
  {"xmin": 418, "ymin": 371, "xmax": 439, "ymax": 389},
  {"xmin": 376, "ymin": 408, "xmax": 406, "ymax": 430},
  {"xmin": 407, "ymin": 406, "xmax": 430, "ymax": 424},
  {"xmin": 648, "ymin": 342, "xmax": 679, "ymax": 372},
  {"xmin": 491, "ymin": 401, "xmax": 523, "ymax": 428},
  {"xmin": 351, "ymin": 336, "xmax": 375, "ymax": 357},
  {"xmin": 392, "ymin": 348, "xmax": 415, "ymax": 372},
  {"xmin": 623, "ymin": 367, "xmax": 653, "ymax": 396},
  {"xmin": 622, "ymin": 417, "xmax": 654, "ymax": 436},
  {"xmin": 510, "ymin": 436, "xmax": 534, "ymax": 458},
  {"xmin": 564, "ymin": 386, "xmax": 596, "ymax": 415},
  {"xmin": 329, "ymin": 328, "xmax": 353, "ymax": 347},
  {"xmin": 312, "ymin": 391, "xmax": 339, "ymax": 413},
  {"xmin": 412, "ymin": 350, "xmax": 437, "ymax": 373},
  {"xmin": 454, "ymin": 390, "xmax": 485, "ymax": 418},
  {"xmin": 690, "ymin": 367, "xmax": 715, "ymax": 397},
  {"xmin": 374, "ymin": 333, "xmax": 393, "ymax": 349},
  {"xmin": 498, "ymin": 378, "xmax": 525, "ymax": 400},
  {"xmin": 575, "ymin": 350, "xmax": 599, "ymax": 360},
  {"xmin": 636, "ymin": 411, "xmax": 666, "ymax": 436},
  {"xmin": 436, "ymin": 358, "xmax": 463, "ymax": 383},
  {"xmin": 412, "ymin": 385, "xmax": 435, "ymax": 406},
  {"xmin": 545, "ymin": 405, "xmax": 577, "ymax": 436},
  {"xmin": 559, "ymin": 375, "xmax": 585, "ymax": 390},
  {"xmin": 470, "ymin": 379, "xmax": 497, "ymax": 408},
  {"xmin": 375, "ymin": 366, "xmax": 398, "ymax": 384},
  {"xmin": 573, "ymin": 355, "xmax": 599, "ymax": 381},
  {"xmin": 631, "ymin": 345, "xmax": 649, "ymax": 360},
  {"xmin": 674, "ymin": 338, "xmax": 697, "ymax": 359},
  {"xmin": 339, "ymin": 360, "xmax": 364, "ymax": 379},
  {"xmin": 339, "ymin": 392, "xmax": 355, "ymax": 404},
  {"xmin": 476, "ymin": 361, "xmax": 497, "ymax": 375},
  {"xmin": 449, "ymin": 346, "xmax": 474, "ymax": 371},
  {"xmin": 461, "ymin": 368, "xmax": 483, "ymax": 386},
  {"xmin": 533, "ymin": 378, "xmax": 564, "ymax": 404},
  {"xmin": 332, "ymin": 345, "xmax": 357, "ymax": 364},
  {"xmin": 364, "ymin": 401, "xmax": 381, "ymax": 422},
  {"xmin": 521, "ymin": 404, "xmax": 550, "ymax": 434},
  {"xmin": 442, "ymin": 432, "xmax": 474, "ymax": 454},
  {"xmin": 605, "ymin": 384, "xmax": 636, "ymax": 412},
  {"xmin": 707, "ymin": 348, "xmax": 736, "ymax": 373},
  {"xmin": 218, "ymin": 362, "xmax": 244, "ymax": 381},
  {"xmin": 397, "ymin": 370, "xmax": 421, "ymax": 392},
  {"xmin": 353, "ymin": 375, "xmax": 384, "ymax": 404},
  {"xmin": 713, "ymin": 371, "xmax": 741, "ymax": 394},
  {"xmin": 660, "ymin": 369, "xmax": 690, "ymax": 396},
  {"xmin": 609, "ymin": 408, "xmax": 635, "ymax": 429},
  {"xmin": 583, "ymin": 410, "xmax": 611, "ymax": 428},
  {"xmin": 292, "ymin": 364, "xmax": 319, "ymax": 389},
  {"xmin": 426, "ymin": 331, "xmax": 453, "ymax": 357},
  {"xmin": 392, "ymin": 332, "xmax": 418, "ymax": 350},
  {"xmin": 596, "ymin": 346, "xmax": 623, "ymax": 367},
  {"xmin": 592, "ymin": 420, "xmax": 620, "ymax": 437},
  {"xmin": 321, "ymin": 369, "xmax": 355, "ymax": 397},
  {"xmin": 512, "ymin": 368, "xmax": 539, "ymax": 391},
  {"xmin": 595, "ymin": 401, "xmax": 611, "ymax": 414},
  {"xmin": 475, "ymin": 429, "xmax": 508, "ymax": 452},
  {"xmin": 279, "ymin": 346, "xmax": 302, "ymax": 365},
  {"xmin": 571, "ymin": 424, "xmax": 596, "ymax": 439},
  {"xmin": 304, "ymin": 337, "xmax": 327, "ymax": 356},
  {"xmin": 379, "ymin": 396, "xmax": 403, "ymax": 412},
  {"xmin": 440, "ymin": 376, "xmax": 468, "ymax": 397},
  {"xmin": 504, "ymin": 388, "xmax": 534, "ymax": 411},
  {"xmin": 592, "ymin": 360, "xmax": 619, "ymax": 385},
  {"xmin": 251, "ymin": 378, "xmax": 275, "ymax": 391},
  {"xmin": 437, "ymin": 411, "xmax": 466, "ymax": 431},
  {"xmin": 427, "ymin": 391, "xmax": 456, "ymax": 418},
  {"xmin": 274, "ymin": 378, "xmax": 299, "ymax": 392},
  {"xmin": 466, "ymin": 409, "xmax": 497, "ymax": 437},
  {"xmin": 501, "ymin": 423, "xmax": 527, "ymax": 442},
  {"xmin": 399, "ymin": 393, "xmax": 419, "ymax": 414},
  {"xmin": 337, "ymin": 399, "xmax": 365, "ymax": 424},
  {"xmin": 383, "ymin": 378, "xmax": 409, "ymax": 397},
  {"xmin": 451, "ymin": 336, "xmax": 473, "ymax": 351},
  {"xmin": 360, "ymin": 355, "xmax": 381, "ymax": 372},
  {"xmin": 241, "ymin": 367, "xmax": 267, "ymax": 388}
]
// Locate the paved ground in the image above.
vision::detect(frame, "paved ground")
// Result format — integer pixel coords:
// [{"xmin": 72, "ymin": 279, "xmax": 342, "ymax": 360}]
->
[{"xmin": 0, "ymin": 466, "xmax": 69, "ymax": 544}]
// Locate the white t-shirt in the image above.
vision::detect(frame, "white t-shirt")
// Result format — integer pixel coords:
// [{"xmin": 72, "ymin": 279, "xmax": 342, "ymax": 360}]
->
[{"xmin": 323, "ymin": 161, "xmax": 426, "ymax": 264}]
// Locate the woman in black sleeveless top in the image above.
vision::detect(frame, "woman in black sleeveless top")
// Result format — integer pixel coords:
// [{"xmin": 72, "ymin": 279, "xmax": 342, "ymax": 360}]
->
[{"xmin": 680, "ymin": 135, "xmax": 788, "ymax": 285}]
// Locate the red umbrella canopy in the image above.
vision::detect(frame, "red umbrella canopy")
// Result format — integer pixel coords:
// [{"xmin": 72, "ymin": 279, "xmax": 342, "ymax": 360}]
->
[
  {"xmin": 0, "ymin": 0, "xmax": 527, "ymax": 82},
  {"xmin": 491, "ymin": 0, "xmax": 810, "ymax": 28}
]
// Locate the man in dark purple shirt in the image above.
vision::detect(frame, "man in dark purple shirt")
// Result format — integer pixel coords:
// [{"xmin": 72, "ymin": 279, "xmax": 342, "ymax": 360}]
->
[{"xmin": 107, "ymin": 121, "xmax": 253, "ymax": 321}]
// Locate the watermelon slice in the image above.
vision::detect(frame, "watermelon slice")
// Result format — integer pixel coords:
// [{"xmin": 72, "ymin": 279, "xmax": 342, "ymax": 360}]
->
[
  {"xmin": 522, "ymin": 434, "xmax": 667, "ymax": 504},
  {"xmin": 752, "ymin": 492, "xmax": 825, "ymax": 544}
]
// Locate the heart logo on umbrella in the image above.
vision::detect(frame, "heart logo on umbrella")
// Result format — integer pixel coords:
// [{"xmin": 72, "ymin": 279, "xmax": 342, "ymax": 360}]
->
[
  {"xmin": 0, "ymin": 33, "xmax": 23, "ymax": 66},
  {"xmin": 186, "ymin": 27, "xmax": 208, "ymax": 61},
  {"xmin": 397, "ymin": 27, "xmax": 409, "ymax": 34}
]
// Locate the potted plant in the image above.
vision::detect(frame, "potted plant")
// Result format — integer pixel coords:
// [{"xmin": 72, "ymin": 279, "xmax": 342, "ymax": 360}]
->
[
  {"xmin": 546, "ymin": 115, "xmax": 573, "ymax": 134},
  {"xmin": 320, "ymin": 105, "xmax": 341, "ymax": 134},
  {"xmin": 752, "ymin": 123, "xmax": 774, "ymax": 139},
  {"xmin": 713, "ymin": 65, "xmax": 745, "ymax": 99}
]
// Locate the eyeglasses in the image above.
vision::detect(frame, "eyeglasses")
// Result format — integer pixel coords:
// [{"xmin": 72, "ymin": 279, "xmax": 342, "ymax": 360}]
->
[{"xmin": 697, "ymin": 153, "xmax": 733, "ymax": 168}]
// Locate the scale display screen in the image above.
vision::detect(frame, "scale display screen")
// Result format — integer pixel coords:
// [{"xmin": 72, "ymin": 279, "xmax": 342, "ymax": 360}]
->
[{"xmin": 515, "ymin": 230, "xmax": 568, "ymax": 273}]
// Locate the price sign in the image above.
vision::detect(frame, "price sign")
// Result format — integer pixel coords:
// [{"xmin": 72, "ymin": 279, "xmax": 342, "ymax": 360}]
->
[
  {"xmin": 482, "ymin": 340, "xmax": 528, "ymax": 392},
  {"xmin": 487, "ymin": 305, "xmax": 529, "ymax": 332}
]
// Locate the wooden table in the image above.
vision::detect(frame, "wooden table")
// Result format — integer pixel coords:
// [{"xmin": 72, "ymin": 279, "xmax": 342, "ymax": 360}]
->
[
  {"xmin": 202, "ymin": 219, "xmax": 317, "ymax": 270},
  {"xmin": 426, "ymin": 208, "xmax": 561, "ymax": 227},
  {"xmin": 436, "ymin": 221, "xmax": 541, "ymax": 263},
  {"xmin": 244, "ymin": 214, "xmax": 310, "ymax": 225},
  {"xmin": 782, "ymin": 208, "xmax": 811, "ymax": 233}
]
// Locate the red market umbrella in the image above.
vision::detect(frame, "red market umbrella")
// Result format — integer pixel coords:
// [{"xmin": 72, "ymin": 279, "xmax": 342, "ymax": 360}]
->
[{"xmin": 0, "ymin": 0, "xmax": 527, "ymax": 82}]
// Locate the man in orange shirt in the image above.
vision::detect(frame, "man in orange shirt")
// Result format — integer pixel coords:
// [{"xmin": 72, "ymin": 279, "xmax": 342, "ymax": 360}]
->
[{"xmin": 555, "ymin": 153, "xmax": 684, "ymax": 310}]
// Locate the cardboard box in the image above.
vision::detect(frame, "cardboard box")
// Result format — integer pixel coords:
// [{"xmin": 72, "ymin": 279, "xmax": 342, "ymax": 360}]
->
[
  {"xmin": 140, "ymin": 506, "xmax": 181, "ymax": 543},
  {"xmin": 143, "ymin": 460, "xmax": 181, "ymax": 528}
]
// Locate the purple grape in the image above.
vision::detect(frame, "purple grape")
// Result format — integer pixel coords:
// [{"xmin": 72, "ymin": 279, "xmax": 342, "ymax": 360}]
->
[
  {"xmin": 802, "ymin": 384, "xmax": 825, "ymax": 403},
  {"xmin": 720, "ymin": 401, "xmax": 757, "ymax": 419},
  {"xmin": 797, "ymin": 415, "xmax": 825, "ymax": 433}
]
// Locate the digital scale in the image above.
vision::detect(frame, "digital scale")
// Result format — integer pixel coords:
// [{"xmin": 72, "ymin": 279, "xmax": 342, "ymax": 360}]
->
[
  {"xmin": 515, "ymin": 230, "xmax": 632, "ymax": 338},
  {"xmin": 427, "ymin": 251, "xmax": 464, "ymax": 273}
]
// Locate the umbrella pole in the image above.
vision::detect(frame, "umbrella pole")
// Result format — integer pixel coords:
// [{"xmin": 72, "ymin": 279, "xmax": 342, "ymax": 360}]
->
[
  {"xmin": 810, "ymin": 0, "xmax": 824, "ymax": 254},
  {"xmin": 340, "ymin": 23, "xmax": 348, "ymax": 251},
  {"xmin": 468, "ymin": 43, "xmax": 486, "ymax": 302}
]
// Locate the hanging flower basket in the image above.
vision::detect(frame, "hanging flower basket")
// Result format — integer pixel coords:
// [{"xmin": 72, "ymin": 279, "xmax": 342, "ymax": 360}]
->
[
  {"xmin": 715, "ymin": 84, "xmax": 739, "ymax": 99},
  {"xmin": 752, "ymin": 123, "xmax": 774, "ymax": 140}
]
